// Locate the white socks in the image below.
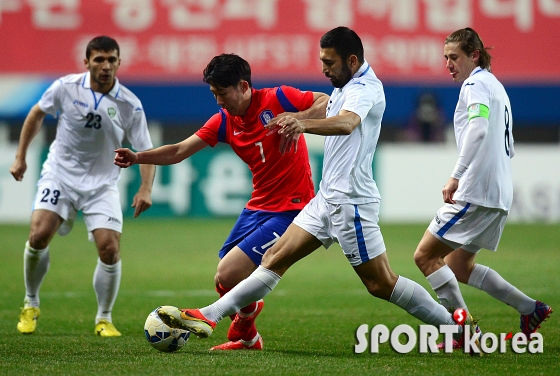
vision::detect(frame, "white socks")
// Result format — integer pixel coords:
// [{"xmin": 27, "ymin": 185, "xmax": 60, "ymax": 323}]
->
[
  {"xmin": 201, "ymin": 266, "xmax": 280, "ymax": 323},
  {"xmin": 390, "ymin": 276, "xmax": 456, "ymax": 327},
  {"xmin": 468, "ymin": 264, "xmax": 535, "ymax": 315},
  {"xmin": 23, "ymin": 242, "xmax": 122, "ymax": 323},
  {"xmin": 23, "ymin": 241, "xmax": 50, "ymax": 308},
  {"xmin": 93, "ymin": 258, "xmax": 122, "ymax": 323},
  {"xmin": 426, "ymin": 265, "xmax": 469, "ymax": 312}
]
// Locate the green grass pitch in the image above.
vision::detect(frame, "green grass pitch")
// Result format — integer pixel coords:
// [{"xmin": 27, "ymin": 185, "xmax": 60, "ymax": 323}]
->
[{"xmin": 0, "ymin": 219, "xmax": 558, "ymax": 375}]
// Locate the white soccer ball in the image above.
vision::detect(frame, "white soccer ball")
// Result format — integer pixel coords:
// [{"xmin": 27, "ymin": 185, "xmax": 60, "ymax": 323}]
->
[{"xmin": 144, "ymin": 307, "xmax": 190, "ymax": 352}]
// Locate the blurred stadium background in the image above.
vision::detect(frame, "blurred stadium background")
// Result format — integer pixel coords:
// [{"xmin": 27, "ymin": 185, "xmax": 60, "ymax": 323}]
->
[{"xmin": 1, "ymin": 0, "xmax": 560, "ymax": 225}]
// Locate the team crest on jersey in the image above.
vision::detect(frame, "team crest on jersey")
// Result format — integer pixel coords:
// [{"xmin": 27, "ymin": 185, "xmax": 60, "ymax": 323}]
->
[
  {"xmin": 259, "ymin": 110, "xmax": 274, "ymax": 126},
  {"xmin": 108, "ymin": 107, "xmax": 117, "ymax": 118}
]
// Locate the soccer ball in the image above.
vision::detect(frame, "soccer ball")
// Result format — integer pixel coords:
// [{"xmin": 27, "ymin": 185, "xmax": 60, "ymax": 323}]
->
[{"xmin": 144, "ymin": 307, "xmax": 190, "ymax": 352}]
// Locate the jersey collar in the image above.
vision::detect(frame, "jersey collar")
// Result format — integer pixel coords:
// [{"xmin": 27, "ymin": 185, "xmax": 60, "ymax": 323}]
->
[
  {"xmin": 469, "ymin": 67, "xmax": 485, "ymax": 77},
  {"xmin": 82, "ymin": 72, "xmax": 121, "ymax": 98},
  {"xmin": 337, "ymin": 60, "xmax": 370, "ymax": 93},
  {"xmin": 353, "ymin": 59, "xmax": 370, "ymax": 79}
]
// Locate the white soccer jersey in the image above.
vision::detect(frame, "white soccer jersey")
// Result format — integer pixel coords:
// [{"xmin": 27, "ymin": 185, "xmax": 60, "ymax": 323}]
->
[
  {"xmin": 38, "ymin": 72, "xmax": 153, "ymax": 191},
  {"xmin": 320, "ymin": 60, "xmax": 384, "ymax": 204},
  {"xmin": 453, "ymin": 67, "xmax": 514, "ymax": 211}
]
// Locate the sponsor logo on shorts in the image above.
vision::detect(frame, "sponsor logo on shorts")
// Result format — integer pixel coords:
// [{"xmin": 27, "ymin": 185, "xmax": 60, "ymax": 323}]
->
[
  {"xmin": 435, "ymin": 215, "xmax": 441, "ymax": 225},
  {"xmin": 107, "ymin": 217, "xmax": 122, "ymax": 224},
  {"xmin": 252, "ymin": 247, "xmax": 264, "ymax": 256},
  {"xmin": 346, "ymin": 253, "xmax": 358, "ymax": 260}
]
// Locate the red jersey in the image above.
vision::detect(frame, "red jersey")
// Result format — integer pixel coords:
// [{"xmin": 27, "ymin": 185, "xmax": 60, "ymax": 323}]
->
[{"xmin": 196, "ymin": 86, "xmax": 315, "ymax": 212}]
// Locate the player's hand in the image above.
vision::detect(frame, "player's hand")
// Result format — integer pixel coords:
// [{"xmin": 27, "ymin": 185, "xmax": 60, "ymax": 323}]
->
[
  {"xmin": 442, "ymin": 177, "xmax": 459, "ymax": 204},
  {"xmin": 114, "ymin": 148, "xmax": 137, "ymax": 168},
  {"xmin": 277, "ymin": 116, "xmax": 305, "ymax": 136},
  {"xmin": 279, "ymin": 132, "xmax": 300, "ymax": 154},
  {"xmin": 265, "ymin": 112, "xmax": 294, "ymax": 131},
  {"xmin": 266, "ymin": 114, "xmax": 304, "ymax": 154},
  {"xmin": 131, "ymin": 189, "xmax": 152, "ymax": 218},
  {"xmin": 9, "ymin": 158, "xmax": 27, "ymax": 181}
]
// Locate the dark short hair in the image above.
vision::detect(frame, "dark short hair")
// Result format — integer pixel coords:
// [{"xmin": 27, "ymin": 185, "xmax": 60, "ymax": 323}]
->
[
  {"xmin": 445, "ymin": 28, "xmax": 492, "ymax": 71},
  {"xmin": 86, "ymin": 36, "xmax": 120, "ymax": 60},
  {"xmin": 203, "ymin": 54, "xmax": 252, "ymax": 88},
  {"xmin": 320, "ymin": 26, "xmax": 364, "ymax": 63}
]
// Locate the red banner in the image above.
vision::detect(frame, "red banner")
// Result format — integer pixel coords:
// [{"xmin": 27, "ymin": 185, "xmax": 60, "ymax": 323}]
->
[{"xmin": 2, "ymin": 0, "xmax": 559, "ymax": 82}]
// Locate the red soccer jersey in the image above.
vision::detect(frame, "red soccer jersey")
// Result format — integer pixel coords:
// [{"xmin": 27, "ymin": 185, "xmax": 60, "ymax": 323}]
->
[{"xmin": 196, "ymin": 85, "xmax": 315, "ymax": 212}]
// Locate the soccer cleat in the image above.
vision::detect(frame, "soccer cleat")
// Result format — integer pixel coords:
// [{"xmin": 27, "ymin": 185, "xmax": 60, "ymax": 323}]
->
[
  {"xmin": 437, "ymin": 324, "xmax": 483, "ymax": 354},
  {"xmin": 17, "ymin": 307, "xmax": 40, "ymax": 334},
  {"xmin": 95, "ymin": 319, "xmax": 122, "ymax": 337},
  {"xmin": 157, "ymin": 306, "xmax": 216, "ymax": 338},
  {"xmin": 440, "ymin": 309, "xmax": 482, "ymax": 356},
  {"xmin": 520, "ymin": 301, "xmax": 553, "ymax": 339},
  {"xmin": 436, "ymin": 339, "xmax": 461, "ymax": 350},
  {"xmin": 463, "ymin": 311, "xmax": 483, "ymax": 356},
  {"xmin": 210, "ymin": 336, "xmax": 264, "ymax": 351},
  {"xmin": 228, "ymin": 300, "xmax": 264, "ymax": 342}
]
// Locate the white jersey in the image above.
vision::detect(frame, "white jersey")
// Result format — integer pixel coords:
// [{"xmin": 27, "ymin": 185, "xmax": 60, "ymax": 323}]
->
[
  {"xmin": 38, "ymin": 72, "xmax": 153, "ymax": 192},
  {"xmin": 320, "ymin": 61, "xmax": 384, "ymax": 204},
  {"xmin": 453, "ymin": 67, "xmax": 514, "ymax": 211}
]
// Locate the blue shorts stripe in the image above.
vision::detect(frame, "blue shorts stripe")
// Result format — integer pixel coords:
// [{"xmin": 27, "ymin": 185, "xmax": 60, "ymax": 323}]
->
[
  {"xmin": 354, "ymin": 205, "xmax": 369, "ymax": 263},
  {"xmin": 437, "ymin": 202, "xmax": 471, "ymax": 237}
]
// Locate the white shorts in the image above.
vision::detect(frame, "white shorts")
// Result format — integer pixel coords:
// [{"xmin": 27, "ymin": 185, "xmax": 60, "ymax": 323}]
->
[
  {"xmin": 33, "ymin": 173, "xmax": 123, "ymax": 240},
  {"xmin": 428, "ymin": 201, "xmax": 508, "ymax": 253},
  {"xmin": 293, "ymin": 192, "xmax": 386, "ymax": 266}
]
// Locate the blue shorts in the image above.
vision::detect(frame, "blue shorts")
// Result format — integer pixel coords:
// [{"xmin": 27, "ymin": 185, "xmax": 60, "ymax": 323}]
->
[{"xmin": 218, "ymin": 209, "xmax": 300, "ymax": 265}]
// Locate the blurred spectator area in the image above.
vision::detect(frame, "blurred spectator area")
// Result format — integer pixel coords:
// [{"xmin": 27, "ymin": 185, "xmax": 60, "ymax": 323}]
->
[{"xmin": 2, "ymin": 82, "xmax": 559, "ymax": 145}]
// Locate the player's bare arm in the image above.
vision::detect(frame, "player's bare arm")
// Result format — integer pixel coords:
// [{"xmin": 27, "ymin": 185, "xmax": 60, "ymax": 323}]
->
[
  {"xmin": 267, "ymin": 92, "xmax": 329, "ymax": 154},
  {"xmin": 272, "ymin": 109, "xmax": 360, "ymax": 138},
  {"xmin": 267, "ymin": 92, "xmax": 328, "ymax": 128},
  {"xmin": 131, "ymin": 163, "xmax": 155, "ymax": 218},
  {"xmin": 114, "ymin": 148, "xmax": 138, "ymax": 167},
  {"xmin": 267, "ymin": 109, "xmax": 359, "ymax": 154},
  {"xmin": 10, "ymin": 104, "xmax": 47, "ymax": 181},
  {"xmin": 115, "ymin": 135, "xmax": 208, "ymax": 168},
  {"xmin": 296, "ymin": 91, "xmax": 329, "ymax": 120}
]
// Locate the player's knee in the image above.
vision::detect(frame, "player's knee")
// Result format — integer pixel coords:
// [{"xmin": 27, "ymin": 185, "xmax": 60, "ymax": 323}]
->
[
  {"xmin": 216, "ymin": 260, "xmax": 253, "ymax": 287},
  {"xmin": 28, "ymin": 237, "xmax": 49, "ymax": 250},
  {"xmin": 97, "ymin": 242, "xmax": 120, "ymax": 264},
  {"xmin": 413, "ymin": 248, "xmax": 430, "ymax": 271},
  {"xmin": 28, "ymin": 229, "xmax": 53, "ymax": 250},
  {"xmin": 215, "ymin": 269, "xmax": 241, "ymax": 289},
  {"xmin": 213, "ymin": 273, "xmax": 220, "ymax": 289}
]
